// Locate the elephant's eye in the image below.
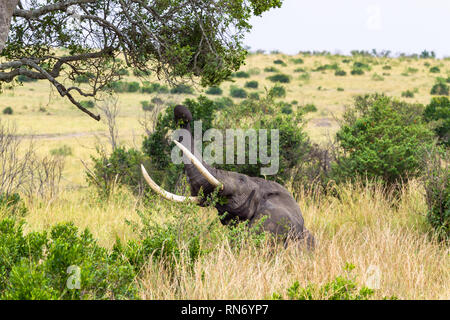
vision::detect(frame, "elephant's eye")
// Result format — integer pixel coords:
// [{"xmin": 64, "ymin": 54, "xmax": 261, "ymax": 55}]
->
[{"xmin": 239, "ymin": 176, "xmax": 246, "ymax": 183}]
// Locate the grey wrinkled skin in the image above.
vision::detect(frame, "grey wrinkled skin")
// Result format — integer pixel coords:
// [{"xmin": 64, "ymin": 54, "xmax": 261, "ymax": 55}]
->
[{"xmin": 173, "ymin": 105, "xmax": 315, "ymax": 249}]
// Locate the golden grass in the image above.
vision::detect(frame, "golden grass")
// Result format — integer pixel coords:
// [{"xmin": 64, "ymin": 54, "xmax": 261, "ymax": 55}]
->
[{"xmin": 136, "ymin": 181, "xmax": 448, "ymax": 300}]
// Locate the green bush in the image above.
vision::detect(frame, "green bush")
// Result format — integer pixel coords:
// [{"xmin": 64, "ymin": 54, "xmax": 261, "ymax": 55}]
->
[
  {"xmin": 17, "ymin": 75, "xmax": 38, "ymax": 83},
  {"xmin": 382, "ymin": 65, "xmax": 392, "ymax": 70},
  {"xmin": 271, "ymin": 263, "xmax": 394, "ymax": 300},
  {"xmin": 74, "ymin": 73, "xmax": 94, "ymax": 84},
  {"xmin": 337, "ymin": 87, "xmax": 344, "ymax": 92},
  {"xmin": 140, "ymin": 101, "xmax": 154, "ymax": 112},
  {"xmin": 281, "ymin": 103, "xmax": 292, "ymax": 114},
  {"xmin": 151, "ymin": 97, "xmax": 164, "ymax": 105},
  {"xmin": 0, "ymin": 219, "xmax": 139, "ymax": 299},
  {"xmin": 294, "ymin": 67, "xmax": 306, "ymax": 73},
  {"xmin": 371, "ymin": 73, "xmax": 384, "ymax": 81},
  {"xmin": 303, "ymin": 104, "xmax": 317, "ymax": 113},
  {"xmin": 244, "ymin": 80, "xmax": 259, "ymax": 89},
  {"xmin": 117, "ymin": 68, "xmax": 129, "ymax": 76},
  {"xmin": 205, "ymin": 86, "xmax": 223, "ymax": 95},
  {"xmin": 264, "ymin": 66, "xmax": 279, "ymax": 73},
  {"xmin": 214, "ymin": 97, "xmax": 234, "ymax": 110},
  {"xmin": 133, "ymin": 69, "xmax": 151, "ymax": 77},
  {"xmin": 291, "ymin": 58, "xmax": 304, "ymax": 64},
  {"xmin": 401, "ymin": 90, "xmax": 415, "ymax": 98},
  {"xmin": 79, "ymin": 100, "xmax": 94, "ymax": 109},
  {"xmin": 50, "ymin": 145, "xmax": 72, "ymax": 157},
  {"xmin": 429, "ymin": 66, "xmax": 441, "ymax": 73},
  {"xmin": 86, "ymin": 147, "xmax": 149, "ymax": 197},
  {"xmin": 108, "ymin": 81, "xmax": 140, "ymax": 93},
  {"xmin": 314, "ymin": 63, "xmax": 339, "ymax": 72},
  {"xmin": 141, "ymin": 82, "xmax": 169, "ymax": 94},
  {"xmin": 273, "ymin": 59, "xmax": 286, "ymax": 66},
  {"xmin": 351, "ymin": 68, "xmax": 364, "ymax": 75},
  {"xmin": 229, "ymin": 86, "xmax": 248, "ymax": 98},
  {"xmin": 0, "ymin": 193, "xmax": 27, "ymax": 219},
  {"xmin": 266, "ymin": 74, "xmax": 290, "ymax": 83},
  {"xmin": 353, "ymin": 61, "xmax": 371, "ymax": 70},
  {"xmin": 430, "ymin": 79, "xmax": 449, "ymax": 96},
  {"xmin": 423, "ymin": 150, "xmax": 449, "ymax": 242},
  {"xmin": 170, "ymin": 84, "xmax": 194, "ymax": 94},
  {"xmin": 233, "ymin": 71, "xmax": 250, "ymax": 78},
  {"xmin": 248, "ymin": 92, "xmax": 260, "ymax": 100},
  {"xmin": 424, "ymin": 97, "xmax": 450, "ymax": 146},
  {"xmin": 335, "ymin": 70, "xmax": 346, "ymax": 76},
  {"xmin": 2, "ymin": 107, "xmax": 13, "ymax": 115},
  {"xmin": 332, "ymin": 94, "xmax": 435, "ymax": 187},
  {"xmin": 269, "ymin": 85, "xmax": 286, "ymax": 98}
]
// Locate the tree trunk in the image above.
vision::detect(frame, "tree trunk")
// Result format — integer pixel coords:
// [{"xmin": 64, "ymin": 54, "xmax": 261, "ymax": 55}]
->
[{"xmin": 0, "ymin": 0, "xmax": 19, "ymax": 52}]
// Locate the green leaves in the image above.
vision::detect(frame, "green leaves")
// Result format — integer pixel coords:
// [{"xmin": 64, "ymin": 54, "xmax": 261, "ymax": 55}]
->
[{"xmin": 333, "ymin": 94, "xmax": 435, "ymax": 187}]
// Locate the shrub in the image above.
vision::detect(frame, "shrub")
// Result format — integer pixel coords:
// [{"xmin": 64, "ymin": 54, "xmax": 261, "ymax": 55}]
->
[
  {"xmin": 271, "ymin": 263, "xmax": 392, "ymax": 300},
  {"xmin": 294, "ymin": 68, "xmax": 306, "ymax": 73},
  {"xmin": 117, "ymin": 68, "xmax": 129, "ymax": 76},
  {"xmin": 423, "ymin": 150, "xmax": 449, "ymax": 242},
  {"xmin": 269, "ymin": 85, "xmax": 286, "ymax": 98},
  {"xmin": 233, "ymin": 71, "xmax": 250, "ymax": 78},
  {"xmin": 0, "ymin": 193, "xmax": 27, "ymax": 219},
  {"xmin": 214, "ymin": 97, "xmax": 234, "ymax": 110},
  {"xmin": 382, "ymin": 65, "xmax": 392, "ymax": 70},
  {"xmin": 74, "ymin": 73, "xmax": 94, "ymax": 83},
  {"xmin": 205, "ymin": 86, "xmax": 223, "ymax": 95},
  {"xmin": 335, "ymin": 70, "xmax": 346, "ymax": 76},
  {"xmin": 17, "ymin": 75, "xmax": 37, "ymax": 83},
  {"xmin": 337, "ymin": 87, "xmax": 344, "ymax": 92},
  {"xmin": 401, "ymin": 90, "xmax": 415, "ymax": 98},
  {"xmin": 248, "ymin": 92, "xmax": 260, "ymax": 100},
  {"xmin": 141, "ymin": 82, "xmax": 169, "ymax": 94},
  {"xmin": 2, "ymin": 107, "xmax": 13, "ymax": 115},
  {"xmin": 151, "ymin": 97, "xmax": 164, "ymax": 105},
  {"xmin": 170, "ymin": 84, "xmax": 194, "ymax": 94},
  {"xmin": 108, "ymin": 81, "xmax": 140, "ymax": 93},
  {"xmin": 303, "ymin": 104, "xmax": 317, "ymax": 113},
  {"xmin": 86, "ymin": 146, "xmax": 150, "ymax": 197},
  {"xmin": 430, "ymin": 79, "xmax": 449, "ymax": 96},
  {"xmin": 79, "ymin": 100, "xmax": 94, "ymax": 109},
  {"xmin": 273, "ymin": 59, "xmax": 286, "ymax": 66},
  {"xmin": 298, "ymin": 73, "xmax": 310, "ymax": 81},
  {"xmin": 248, "ymin": 68, "xmax": 260, "ymax": 75},
  {"xmin": 0, "ymin": 220, "xmax": 138, "ymax": 299},
  {"xmin": 351, "ymin": 68, "xmax": 364, "ymax": 75},
  {"xmin": 371, "ymin": 73, "xmax": 384, "ymax": 81},
  {"xmin": 332, "ymin": 94, "xmax": 435, "ymax": 187},
  {"xmin": 353, "ymin": 61, "xmax": 371, "ymax": 70},
  {"xmin": 281, "ymin": 103, "xmax": 292, "ymax": 114},
  {"xmin": 429, "ymin": 66, "xmax": 441, "ymax": 73},
  {"xmin": 244, "ymin": 81, "xmax": 259, "ymax": 89},
  {"xmin": 229, "ymin": 86, "xmax": 248, "ymax": 98},
  {"xmin": 133, "ymin": 69, "xmax": 151, "ymax": 77},
  {"xmin": 140, "ymin": 101, "xmax": 154, "ymax": 112},
  {"xmin": 291, "ymin": 58, "xmax": 304, "ymax": 64},
  {"xmin": 266, "ymin": 74, "xmax": 290, "ymax": 83},
  {"xmin": 50, "ymin": 145, "xmax": 72, "ymax": 157},
  {"xmin": 264, "ymin": 66, "xmax": 279, "ymax": 73},
  {"xmin": 424, "ymin": 97, "xmax": 450, "ymax": 146},
  {"xmin": 314, "ymin": 63, "xmax": 339, "ymax": 72}
]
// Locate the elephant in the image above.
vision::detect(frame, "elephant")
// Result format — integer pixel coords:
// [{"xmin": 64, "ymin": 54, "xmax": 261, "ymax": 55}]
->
[{"xmin": 141, "ymin": 105, "xmax": 315, "ymax": 249}]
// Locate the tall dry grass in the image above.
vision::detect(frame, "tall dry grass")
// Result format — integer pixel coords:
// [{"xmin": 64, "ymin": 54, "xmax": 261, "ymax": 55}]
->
[{"xmin": 138, "ymin": 180, "xmax": 449, "ymax": 300}]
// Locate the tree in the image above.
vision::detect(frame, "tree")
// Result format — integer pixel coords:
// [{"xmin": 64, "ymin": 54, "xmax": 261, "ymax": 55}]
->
[{"xmin": 0, "ymin": 0, "xmax": 282, "ymax": 120}]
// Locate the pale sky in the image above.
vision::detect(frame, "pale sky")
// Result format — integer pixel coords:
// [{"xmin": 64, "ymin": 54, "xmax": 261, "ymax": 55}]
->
[{"xmin": 244, "ymin": 0, "xmax": 450, "ymax": 57}]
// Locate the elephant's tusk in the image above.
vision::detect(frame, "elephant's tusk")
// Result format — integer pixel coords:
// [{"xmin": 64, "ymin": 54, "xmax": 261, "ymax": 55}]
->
[
  {"xmin": 173, "ymin": 140, "xmax": 223, "ymax": 190},
  {"xmin": 141, "ymin": 164, "xmax": 199, "ymax": 203}
]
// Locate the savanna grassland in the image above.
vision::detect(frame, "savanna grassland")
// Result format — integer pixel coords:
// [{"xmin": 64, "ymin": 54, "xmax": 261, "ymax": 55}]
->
[{"xmin": 0, "ymin": 52, "xmax": 449, "ymax": 299}]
